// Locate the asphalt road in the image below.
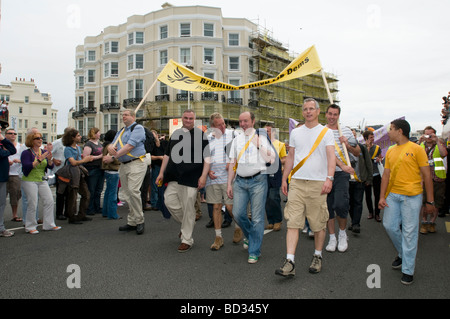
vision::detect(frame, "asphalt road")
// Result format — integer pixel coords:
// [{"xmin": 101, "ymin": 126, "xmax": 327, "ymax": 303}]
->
[{"xmin": 0, "ymin": 186, "xmax": 449, "ymax": 301}]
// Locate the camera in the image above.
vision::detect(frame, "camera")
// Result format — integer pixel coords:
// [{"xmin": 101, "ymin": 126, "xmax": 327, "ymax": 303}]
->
[{"xmin": 424, "ymin": 135, "xmax": 430, "ymax": 139}]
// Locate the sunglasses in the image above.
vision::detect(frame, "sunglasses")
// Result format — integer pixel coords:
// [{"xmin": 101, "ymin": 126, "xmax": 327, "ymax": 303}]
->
[
  {"xmin": 6, "ymin": 133, "xmax": 18, "ymax": 135},
  {"xmin": 34, "ymin": 137, "xmax": 43, "ymax": 140}
]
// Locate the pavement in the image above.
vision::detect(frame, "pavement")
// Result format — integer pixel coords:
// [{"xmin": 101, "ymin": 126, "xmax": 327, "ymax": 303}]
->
[{"xmin": 0, "ymin": 185, "xmax": 449, "ymax": 300}]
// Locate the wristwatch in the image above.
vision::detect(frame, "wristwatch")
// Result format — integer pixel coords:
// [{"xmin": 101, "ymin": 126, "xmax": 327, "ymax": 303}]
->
[
  {"xmin": 327, "ymin": 176, "xmax": 334, "ymax": 181},
  {"xmin": 426, "ymin": 201, "xmax": 435, "ymax": 206}
]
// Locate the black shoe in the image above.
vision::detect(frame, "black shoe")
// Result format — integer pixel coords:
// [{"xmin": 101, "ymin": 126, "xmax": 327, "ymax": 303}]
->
[
  {"xmin": 136, "ymin": 223, "xmax": 145, "ymax": 235},
  {"xmin": 205, "ymin": 219, "xmax": 214, "ymax": 228},
  {"xmin": 392, "ymin": 256, "xmax": 402, "ymax": 269},
  {"xmin": 81, "ymin": 217, "xmax": 92, "ymax": 221},
  {"xmin": 221, "ymin": 220, "xmax": 232, "ymax": 228},
  {"xmin": 68, "ymin": 220, "xmax": 83, "ymax": 224},
  {"xmin": 56, "ymin": 215, "xmax": 67, "ymax": 220},
  {"xmin": 401, "ymin": 273, "xmax": 414, "ymax": 285},
  {"xmin": 119, "ymin": 224, "xmax": 137, "ymax": 232},
  {"xmin": 351, "ymin": 224, "xmax": 360, "ymax": 234}
]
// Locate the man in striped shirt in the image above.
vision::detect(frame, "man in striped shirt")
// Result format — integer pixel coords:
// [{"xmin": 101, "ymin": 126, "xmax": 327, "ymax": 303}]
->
[{"xmin": 206, "ymin": 113, "xmax": 234, "ymax": 251}]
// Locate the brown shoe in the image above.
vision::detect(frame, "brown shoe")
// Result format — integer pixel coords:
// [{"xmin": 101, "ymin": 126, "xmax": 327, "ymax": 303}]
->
[
  {"xmin": 419, "ymin": 223, "xmax": 428, "ymax": 234},
  {"xmin": 233, "ymin": 228, "xmax": 243, "ymax": 243},
  {"xmin": 178, "ymin": 243, "xmax": 192, "ymax": 253},
  {"xmin": 428, "ymin": 223, "xmax": 436, "ymax": 233},
  {"xmin": 265, "ymin": 224, "xmax": 274, "ymax": 230},
  {"xmin": 210, "ymin": 236, "xmax": 224, "ymax": 251},
  {"xmin": 273, "ymin": 222, "xmax": 282, "ymax": 231}
]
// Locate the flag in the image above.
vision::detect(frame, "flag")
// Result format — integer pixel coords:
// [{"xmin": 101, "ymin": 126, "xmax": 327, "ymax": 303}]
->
[
  {"xmin": 289, "ymin": 118, "xmax": 299, "ymax": 133},
  {"xmin": 157, "ymin": 45, "xmax": 322, "ymax": 92}
]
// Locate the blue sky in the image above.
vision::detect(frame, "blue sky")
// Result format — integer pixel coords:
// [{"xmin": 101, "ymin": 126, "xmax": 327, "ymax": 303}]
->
[{"xmin": 1, "ymin": 0, "xmax": 449, "ymax": 134}]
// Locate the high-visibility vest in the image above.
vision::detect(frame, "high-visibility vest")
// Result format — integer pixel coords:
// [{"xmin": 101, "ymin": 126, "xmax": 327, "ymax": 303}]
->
[{"xmin": 420, "ymin": 143, "xmax": 446, "ymax": 179}]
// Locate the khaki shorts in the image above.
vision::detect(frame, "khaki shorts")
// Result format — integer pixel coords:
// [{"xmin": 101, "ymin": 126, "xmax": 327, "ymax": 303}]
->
[
  {"xmin": 7, "ymin": 175, "xmax": 22, "ymax": 206},
  {"xmin": 206, "ymin": 184, "xmax": 233, "ymax": 205},
  {"xmin": 284, "ymin": 179, "xmax": 329, "ymax": 232}
]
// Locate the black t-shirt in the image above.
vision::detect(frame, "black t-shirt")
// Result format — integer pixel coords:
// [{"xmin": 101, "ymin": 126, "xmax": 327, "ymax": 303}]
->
[
  {"xmin": 164, "ymin": 127, "xmax": 210, "ymax": 188},
  {"xmin": 151, "ymin": 139, "xmax": 168, "ymax": 168}
]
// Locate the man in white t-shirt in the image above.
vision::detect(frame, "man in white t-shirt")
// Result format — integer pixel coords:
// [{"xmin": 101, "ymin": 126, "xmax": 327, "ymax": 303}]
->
[
  {"xmin": 6, "ymin": 128, "xmax": 23, "ymax": 222},
  {"xmin": 227, "ymin": 111, "xmax": 276, "ymax": 264},
  {"xmin": 275, "ymin": 98, "xmax": 336, "ymax": 277}
]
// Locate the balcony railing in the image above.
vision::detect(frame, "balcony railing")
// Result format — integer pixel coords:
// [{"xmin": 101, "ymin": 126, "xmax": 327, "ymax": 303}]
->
[
  {"xmin": 201, "ymin": 93, "xmax": 218, "ymax": 101},
  {"xmin": 176, "ymin": 93, "xmax": 194, "ymax": 101},
  {"xmin": 226, "ymin": 98, "xmax": 243, "ymax": 105},
  {"xmin": 123, "ymin": 98, "xmax": 143, "ymax": 108},
  {"xmin": 100, "ymin": 103, "xmax": 121, "ymax": 112},
  {"xmin": 155, "ymin": 94, "xmax": 170, "ymax": 102},
  {"xmin": 81, "ymin": 107, "xmax": 97, "ymax": 115}
]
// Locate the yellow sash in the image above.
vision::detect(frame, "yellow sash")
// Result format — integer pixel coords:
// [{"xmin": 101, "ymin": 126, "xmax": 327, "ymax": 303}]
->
[
  {"xmin": 233, "ymin": 133, "xmax": 256, "ymax": 172},
  {"xmin": 288, "ymin": 127, "xmax": 329, "ymax": 181},
  {"xmin": 371, "ymin": 145, "xmax": 380, "ymax": 159},
  {"xmin": 118, "ymin": 128, "xmax": 145, "ymax": 162},
  {"xmin": 335, "ymin": 141, "xmax": 360, "ymax": 182}
]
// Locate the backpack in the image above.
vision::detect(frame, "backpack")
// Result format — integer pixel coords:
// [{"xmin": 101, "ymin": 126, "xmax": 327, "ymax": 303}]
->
[{"xmin": 129, "ymin": 123, "xmax": 155, "ymax": 154}]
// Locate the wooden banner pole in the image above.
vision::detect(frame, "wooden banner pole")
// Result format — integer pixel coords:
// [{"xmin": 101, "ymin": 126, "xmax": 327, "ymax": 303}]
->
[{"xmin": 321, "ymin": 69, "xmax": 352, "ymax": 168}]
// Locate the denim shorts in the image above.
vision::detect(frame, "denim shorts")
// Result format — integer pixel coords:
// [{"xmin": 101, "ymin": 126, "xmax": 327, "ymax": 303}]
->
[{"xmin": 327, "ymin": 171, "xmax": 350, "ymax": 219}]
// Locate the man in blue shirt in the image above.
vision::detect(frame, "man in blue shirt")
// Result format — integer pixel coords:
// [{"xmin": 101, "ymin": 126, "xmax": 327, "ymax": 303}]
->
[{"xmin": 105, "ymin": 110, "xmax": 150, "ymax": 235}]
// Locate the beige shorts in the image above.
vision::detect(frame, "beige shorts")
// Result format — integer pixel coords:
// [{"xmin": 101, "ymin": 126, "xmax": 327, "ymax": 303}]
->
[
  {"xmin": 284, "ymin": 179, "xmax": 329, "ymax": 232},
  {"xmin": 206, "ymin": 184, "xmax": 233, "ymax": 205},
  {"xmin": 7, "ymin": 175, "xmax": 22, "ymax": 206}
]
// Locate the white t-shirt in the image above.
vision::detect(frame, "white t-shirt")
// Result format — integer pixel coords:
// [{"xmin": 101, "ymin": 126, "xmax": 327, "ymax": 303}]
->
[
  {"xmin": 229, "ymin": 129, "xmax": 272, "ymax": 177},
  {"xmin": 8, "ymin": 143, "xmax": 23, "ymax": 176},
  {"xmin": 289, "ymin": 124, "xmax": 335, "ymax": 181}
]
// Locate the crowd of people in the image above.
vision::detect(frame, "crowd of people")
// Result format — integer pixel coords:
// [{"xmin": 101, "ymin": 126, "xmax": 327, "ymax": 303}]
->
[{"xmin": 0, "ymin": 101, "xmax": 448, "ymax": 286}]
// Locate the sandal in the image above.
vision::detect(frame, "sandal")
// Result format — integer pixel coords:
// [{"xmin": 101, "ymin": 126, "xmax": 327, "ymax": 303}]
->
[{"xmin": 11, "ymin": 217, "xmax": 23, "ymax": 222}]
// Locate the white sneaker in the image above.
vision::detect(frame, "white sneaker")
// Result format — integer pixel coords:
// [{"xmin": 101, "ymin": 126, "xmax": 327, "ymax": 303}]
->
[
  {"xmin": 243, "ymin": 238, "xmax": 249, "ymax": 250},
  {"xmin": 325, "ymin": 237, "xmax": 337, "ymax": 252},
  {"xmin": 338, "ymin": 232, "xmax": 348, "ymax": 252}
]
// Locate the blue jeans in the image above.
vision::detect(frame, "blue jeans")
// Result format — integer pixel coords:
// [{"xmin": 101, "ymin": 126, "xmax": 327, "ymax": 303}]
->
[
  {"xmin": 86, "ymin": 167, "xmax": 105, "ymax": 215},
  {"xmin": 102, "ymin": 172, "xmax": 120, "ymax": 219},
  {"xmin": 150, "ymin": 166, "xmax": 161, "ymax": 207},
  {"xmin": 383, "ymin": 192, "xmax": 422, "ymax": 275},
  {"xmin": 233, "ymin": 174, "xmax": 268, "ymax": 258}
]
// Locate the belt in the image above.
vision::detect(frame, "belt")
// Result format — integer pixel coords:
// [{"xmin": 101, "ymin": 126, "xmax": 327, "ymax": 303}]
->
[
  {"xmin": 121, "ymin": 158, "xmax": 142, "ymax": 165},
  {"xmin": 237, "ymin": 172, "xmax": 261, "ymax": 180}
]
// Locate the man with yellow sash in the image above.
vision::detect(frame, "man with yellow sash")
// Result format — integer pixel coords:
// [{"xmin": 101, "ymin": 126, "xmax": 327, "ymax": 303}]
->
[
  {"xmin": 275, "ymin": 98, "xmax": 335, "ymax": 277},
  {"xmin": 363, "ymin": 130, "xmax": 383, "ymax": 221},
  {"xmin": 105, "ymin": 110, "xmax": 150, "ymax": 235},
  {"xmin": 419, "ymin": 126, "xmax": 447, "ymax": 234},
  {"xmin": 325, "ymin": 104, "xmax": 361, "ymax": 253},
  {"xmin": 379, "ymin": 119, "xmax": 434, "ymax": 285}
]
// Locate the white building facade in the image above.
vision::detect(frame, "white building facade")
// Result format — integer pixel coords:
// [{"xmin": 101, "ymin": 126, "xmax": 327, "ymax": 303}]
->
[{"xmin": 0, "ymin": 78, "xmax": 58, "ymax": 143}]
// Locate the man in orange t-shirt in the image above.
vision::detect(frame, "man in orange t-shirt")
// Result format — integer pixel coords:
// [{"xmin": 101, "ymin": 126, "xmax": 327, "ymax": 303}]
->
[{"xmin": 379, "ymin": 119, "xmax": 434, "ymax": 285}]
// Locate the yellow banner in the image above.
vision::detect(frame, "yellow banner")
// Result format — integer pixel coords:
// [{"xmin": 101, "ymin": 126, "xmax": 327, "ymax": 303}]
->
[{"xmin": 157, "ymin": 45, "xmax": 322, "ymax": 92}]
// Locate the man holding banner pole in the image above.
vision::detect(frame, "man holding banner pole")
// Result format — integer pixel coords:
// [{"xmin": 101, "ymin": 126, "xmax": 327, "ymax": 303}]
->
[{"xmin": 325, "ymin": 104, "xmax": 360, "ymax": 253}]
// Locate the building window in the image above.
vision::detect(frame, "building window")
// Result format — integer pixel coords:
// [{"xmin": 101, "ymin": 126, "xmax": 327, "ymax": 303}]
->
[
  {"xmin": 77, "ymin": 58, "xmax": 84, "ymax": 69},
  {"xmin": 229, "ymin": 57, "xmax": 240, "ymax": 71},
  {"xmin": 19, "ymin": 107, "xmax": 23, "ymax": 114},
  {"xmin": 88, "ymin": 91, "xmax": 95, "ymax": 108},
  {"xmin": 43, "ymin": 108, "xmax": 47, "ymax": 115},
  {"xmin": 111, "ymin": 114, "xmax": 118, "ymax": 131},
  {"xmin": 78, "ymin": 96, "xmax": 84, "ymax": 111},
  {"xmin": 128, "ymin": 32, "xmax": 144, "ymax": 45},
  {"xmin": 160, "ymin": 25, "xmax": 168, "ymax": 39},
  {"xmin": 78, "ymin": 76, "xmax": 84, "ymax": 89},
  {"xmin": 87, "ymin": 50, "xmax": 96, "ymax": 61},
  {"xmin": 160, "ymin": 50, "xmax": 168, "ymax": 65},
  {"xmin": 104, "ymin": 62, "xmax": 119, "ymax": 78},
  {"xmin": 229, "ymin": 33, "xmax": 239, "ymax": 46},
  {"xmin": 105, "ymin": 41, "xmax": 119, "ymax": 54},
  {"xmin": 160, "ymin": 82, "xmax": 168, "ymax": 95},
  {"xmin": 229, "ymin": 79, "xmax": 241, "ymax": 99},
  {"xmin": 87, "ymin": 70, "xmax": 95, "ymax": 83},
  {"xmin": 127, "ymin": 80, "xmax": 143, "ymax": 99},
  {"xmin": 128, "ymin": 54, "xmax": 144, "ymax": 70},
  {"xmin": 204, "ymin": 23, "xmax": 214, "ymax": 37},
  {"xmin": 204, "ymin": 48, "xmax": 214, "ymax": 64},
  {"xmin": 25, "ymin": 96, "xmax": 29, "ymax": 103},
  {"xmin": 180, "ymin": 48, "xmax": 191, "ymax": 64},
  {"xmin": 43, "ymin": 122, "xmax": 47, "ymax": 129},
  {"xmin": 87, "ymin": 118, "xmax": 95, "ymax": 131},
  {"xmin": 180, "ymin": 23, "xmax": 191, "ymax": 37}
]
